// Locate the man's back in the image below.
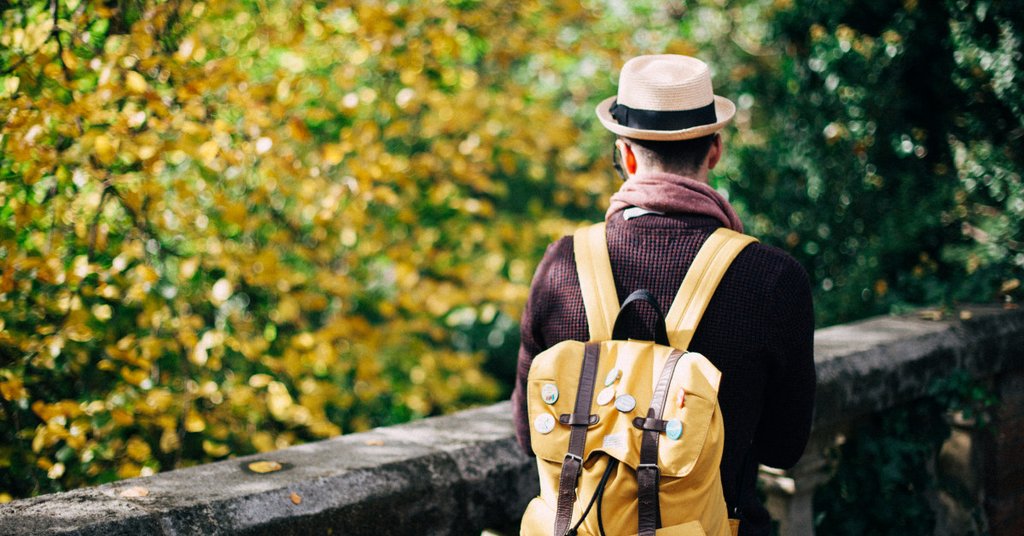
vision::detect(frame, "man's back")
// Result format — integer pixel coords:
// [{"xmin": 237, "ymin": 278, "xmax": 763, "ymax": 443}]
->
[{"xmin": 512, "ymin": 212, "xmax": 815, "ymax": 534}]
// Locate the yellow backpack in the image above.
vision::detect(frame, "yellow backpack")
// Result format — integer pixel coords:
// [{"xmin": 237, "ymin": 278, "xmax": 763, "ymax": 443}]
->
[{"xmin": 521, "ymin": 223, "xmax": 756, "ymax": 536}]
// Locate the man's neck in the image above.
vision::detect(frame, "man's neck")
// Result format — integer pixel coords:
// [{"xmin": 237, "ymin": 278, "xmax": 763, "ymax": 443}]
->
[{"xmin": 630, "ymin": 166, "xmax": 710, "ymax": 184}]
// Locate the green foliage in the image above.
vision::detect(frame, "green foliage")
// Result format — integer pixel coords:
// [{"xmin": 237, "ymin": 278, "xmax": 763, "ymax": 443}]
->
[
  {"xmin": 723, "ymin": 0, "xmax": 1023, "ymax": 325},
  {"xmin": 813, "ymin": 398, "xmax": 949, "ymax": 534},
  {"xmin": 812, "ymin": 371, "xmax": 996, "ymax": 534},
  {"xmin": 929, "ymin": 369, "xmax": 998, "ymax": 427}
]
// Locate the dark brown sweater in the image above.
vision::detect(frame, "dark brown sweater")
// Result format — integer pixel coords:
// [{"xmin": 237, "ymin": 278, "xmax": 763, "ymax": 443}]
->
[{"xmin": 511, "ymin": 212, "xmax": 816, "ymax": 535}]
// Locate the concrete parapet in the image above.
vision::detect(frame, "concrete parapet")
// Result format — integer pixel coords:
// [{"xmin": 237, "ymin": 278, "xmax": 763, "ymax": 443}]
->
[
  {"xmin": 0, "ymin": 403, "xmax": 537, "ymax": 535},
  {"xmin": 1, "ymin": 306, "xmax": 1022, "ymax": 535}
]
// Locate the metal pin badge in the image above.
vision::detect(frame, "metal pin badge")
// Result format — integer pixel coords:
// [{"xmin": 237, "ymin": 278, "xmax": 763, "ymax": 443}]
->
[
  {"xmin": 614, "ymin": 394, "xmax": 636, "ymax": 413},
  {"xmin": 541, "ymin": 384, "xmax": 559, "ymax": 405},
  {"xmin": 666, "ymin": 419, "xmax": 683, "ymax": 440},
  {"xmin": 604, "ymin": 368, "xmax": 621, "ymax": 387},
  {"xmin": 534, "ymin": 414, "xmax": 556, "ymax": 434},
  {"xmin": 596, "ymin": 386, "xmax": 615, "ymax": 406}
]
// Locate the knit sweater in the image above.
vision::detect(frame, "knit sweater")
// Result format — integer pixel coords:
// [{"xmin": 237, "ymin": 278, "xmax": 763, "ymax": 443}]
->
[{"xmin": 511, "ymin": 212, "xmax": 816, "ymax": 535}]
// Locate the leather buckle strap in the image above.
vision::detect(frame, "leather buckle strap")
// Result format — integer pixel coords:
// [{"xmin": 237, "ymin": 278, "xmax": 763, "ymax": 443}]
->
[
  {"xmin": 637, "ymin": 460, "xmax": 662, "ymax": 536},
  {"xmin": 637, "ymin": 463, "xmax": 661, "ymax": 474},
  {"xmin": 554, "ymin": 342, "xmax": 602, "ymax": 536},
  {"xmin": 632, "ymin": 416, "xmax": 668, "ymax": 432},
  {"xmin": 560, "ymin": 413, "xmax": 599, "ymax": 426},
  {"xmin": 637, "ymin": 350, "xmax": 687, "ymax": 536}
]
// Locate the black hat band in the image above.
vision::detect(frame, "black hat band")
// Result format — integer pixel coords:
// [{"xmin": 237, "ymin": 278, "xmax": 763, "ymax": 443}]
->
[{"xmin": 609, "ymin": 100, "xmax": 717, "ymax": 131}]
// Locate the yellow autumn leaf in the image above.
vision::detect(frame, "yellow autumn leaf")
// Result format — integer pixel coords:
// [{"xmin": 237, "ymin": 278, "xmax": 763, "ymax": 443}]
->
[
  {"xmin": 175, "ymin": 36, "xmax": 196, "ymax": 63},
  {"xmin": 160, "ymin": 427, "xmax": 181, "ymax": 453},
  {"xmin": 247, "ymin": 460, "xmax": 283, "ymax": 473},
  {"xmin": 47, "ymin": 462, "xmax": 65, "ymax": 479},
  {"xmin": 267, "ymin": 381, "xmax": 293, "ymax": 421},
  {"xmin": 119, "ymin": 486, "xmax": 149, "ymax": 498},
  {"xmin": 322, "ymin": 143, "xmax": 344, "ymax": 165},
  {"xmin": 197, "ymin": 140, "xmax": 219, "ymax": 164},
  {"xmin": 210, "ymin": 278, "xmax": 233, "ymax": 304},
  {"xmin": 125, "ymin": 71, "xmax": 148, "ymax": 94},
  {"xmin": 179, "ymin": 258, "xmax": 199, "ymax": 279},
  {"xmin": 0, "ymin": 375, "xmax": 27, "ymax": 402},
  {"xmin": 252, "ymin": 431, "xmax": 276, "ymax": 452},
  {"xmin": 93, "ymin": 134, "xmax": 117, "ymax": 165},
  {"xmin": 184, "ymin": 411, "xmax": 206, "ymax": 433},
  {"xmin": 111, "ymin": 409, "xmax": 134, "ymax": 426},
  {"xmin": 126, "ymin": 436, "xmax": 152, "ymax": 462},
  {"xmin": 117, "ymin": 462, "xmax": 142, "ymax": 479},
  {"xmin": 248, "ymin": 373, "xmax": 273, "ymax": 388},
  {"xmin": 2, "ymin": 76, "xmax": 19, "ymax": 96},
  {"xmin": 202, "ymin": 440, "xmax": 230, "ymax": 458},
  {"xmin": 144, "ymin": 389, "xmax": 174, "ymax": 413}
]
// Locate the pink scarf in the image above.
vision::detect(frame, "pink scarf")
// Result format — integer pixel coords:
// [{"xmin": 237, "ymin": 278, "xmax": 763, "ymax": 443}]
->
[{"xmin": 606, "ymin": 171, "xmax": 744, "ymax": 232}]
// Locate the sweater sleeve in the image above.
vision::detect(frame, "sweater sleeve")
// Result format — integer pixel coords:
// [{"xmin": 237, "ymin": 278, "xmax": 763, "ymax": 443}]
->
[
  {"xmin": 754, "ymin": 258, "xmax": 816, "ymax": 469},
  {"xmin": 511, "ymin": 238, "xmax": 567, "ymax": 455}
]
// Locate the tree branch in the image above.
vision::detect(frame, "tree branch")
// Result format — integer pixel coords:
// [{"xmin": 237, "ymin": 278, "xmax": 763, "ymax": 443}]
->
[
  {"xmin": 88, "ymin": 185, "xmax": 110, "ymax": 255},
  {"xmin": 50, "ymin": 0, "xmax": 72, "ymax": 83}
]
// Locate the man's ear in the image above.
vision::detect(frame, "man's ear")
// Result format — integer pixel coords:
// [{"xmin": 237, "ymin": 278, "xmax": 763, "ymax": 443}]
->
[
  {"xmin": 616, "ymin": 139, "xmax": 637, "ymax": 175},
  {"xmin": 706, "ymin": 134, "xmax": 723, "ymax": 170}
]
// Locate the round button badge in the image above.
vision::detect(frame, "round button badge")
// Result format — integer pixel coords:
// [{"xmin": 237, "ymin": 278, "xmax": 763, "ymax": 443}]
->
[
  {"xmin": 596, "ymin": 387, "xmax": 616, "ymax": 406},
  {"xmin": 614, "ymin": 394, "xmax": 636, "ymax": 413},
  {"xmin": 534, "ymin": 414, "xmax": 556, "ymax": 434},
  {"xmin": 604, "ymin": 368, "xmax": 621, "ymax": 387},
  {"xmin": 666, "ymin": 419, "xmax": 683, "ymax": 440},
  {"xmin": 541, "ymin": 383, "xmax": 559, "ymax": 405}
]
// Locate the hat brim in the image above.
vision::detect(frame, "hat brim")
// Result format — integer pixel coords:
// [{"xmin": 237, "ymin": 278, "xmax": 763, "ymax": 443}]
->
[{"xmin": 595, "ymin": 95, "xmax": 736, "ymax": 141}]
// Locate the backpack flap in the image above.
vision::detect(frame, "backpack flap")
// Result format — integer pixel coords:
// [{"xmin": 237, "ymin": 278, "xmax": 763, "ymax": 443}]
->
[{"xmin": 527, "ymin": 339, "xmax": 722, "ymax": 478}]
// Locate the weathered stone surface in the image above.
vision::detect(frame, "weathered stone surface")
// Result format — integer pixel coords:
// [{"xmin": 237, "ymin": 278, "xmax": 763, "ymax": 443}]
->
[
  {"xmin": 813, "ymin": 306, "xmax": 1024, "ymax": 428},
  {"xmin": 1, "ymin": 307, "xmax": 1021, "ymax": 535},
  {"xmin": 0, "ymin": 403, "xmax": 537, "ymax": 535}
]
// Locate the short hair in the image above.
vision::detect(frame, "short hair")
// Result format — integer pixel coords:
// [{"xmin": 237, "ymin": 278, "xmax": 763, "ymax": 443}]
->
[{"xmin": 623, "ymin": 134, "xmax": 717, "ymax": 175}]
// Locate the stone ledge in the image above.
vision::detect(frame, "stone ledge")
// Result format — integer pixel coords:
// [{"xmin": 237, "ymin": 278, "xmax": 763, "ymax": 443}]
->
[
  {"xmin": 0, "ymin": 403, "xmax": 538, "ymax": 535},
  {"xmin": 812, "ymin": 306, "xmax": 1024, "ymax": 428},
  {"xmin": 2, "ymin": 307, "xmax": 1022, "ymax": 534}
]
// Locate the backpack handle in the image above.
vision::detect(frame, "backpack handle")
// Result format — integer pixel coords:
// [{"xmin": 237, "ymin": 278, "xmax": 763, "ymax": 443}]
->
[{"xmin": 612, "ymin": 289, "xmax": 670, "ymax": 346}]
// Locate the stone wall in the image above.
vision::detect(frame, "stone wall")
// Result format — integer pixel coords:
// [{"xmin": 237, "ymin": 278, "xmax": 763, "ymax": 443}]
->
[
  {"xmin": 761, "ymin": 306, "xmax": 1024, "ymax": 535},
  {"xmin": 0, "ymin": 402, "xmax": 535, "ymax": 535},
  {"xmin": 1, "ymin": 306, "xmax": 1021, "ymax": 535}
]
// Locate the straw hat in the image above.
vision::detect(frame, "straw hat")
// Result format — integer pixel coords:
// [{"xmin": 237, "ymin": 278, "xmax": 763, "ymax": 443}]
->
[{"xmin": 596, "ymin": 55, "xmax": 735, "ymax": 141}]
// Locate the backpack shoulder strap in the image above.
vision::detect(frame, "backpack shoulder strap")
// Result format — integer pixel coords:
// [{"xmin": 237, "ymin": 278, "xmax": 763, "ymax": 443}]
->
[
  {"xmin": 665, "ymin": 228, "xmax": 757, "ymax": 349},
  {"xmin": 573, "ymin": 222, "xmax": 619, "ymax": 342}
]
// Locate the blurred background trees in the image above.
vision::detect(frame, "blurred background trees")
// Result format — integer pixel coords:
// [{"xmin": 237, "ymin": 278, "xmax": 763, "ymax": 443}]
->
[
  {"xmin": 1, "ymin": 0, "xmax": 1020, "ymax": 502},
  {"xmin": 728, "ymin": 0, "xmax": 1024, "ymax": 325}
]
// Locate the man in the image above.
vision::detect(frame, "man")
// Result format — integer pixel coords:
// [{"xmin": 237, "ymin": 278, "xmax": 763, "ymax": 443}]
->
[{"xmin": 511, "ymin": 55, "xmax": 816, "ymax": 535}]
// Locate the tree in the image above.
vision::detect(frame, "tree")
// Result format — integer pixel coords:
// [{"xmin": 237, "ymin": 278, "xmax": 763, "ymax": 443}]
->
[
  {"xmin": 723, "ymin": 0, "xmax": 1023, "ymax": 324},
  {"xmin": 0, "ymin": 0, "xmax": 627, "ymax": 499}
]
